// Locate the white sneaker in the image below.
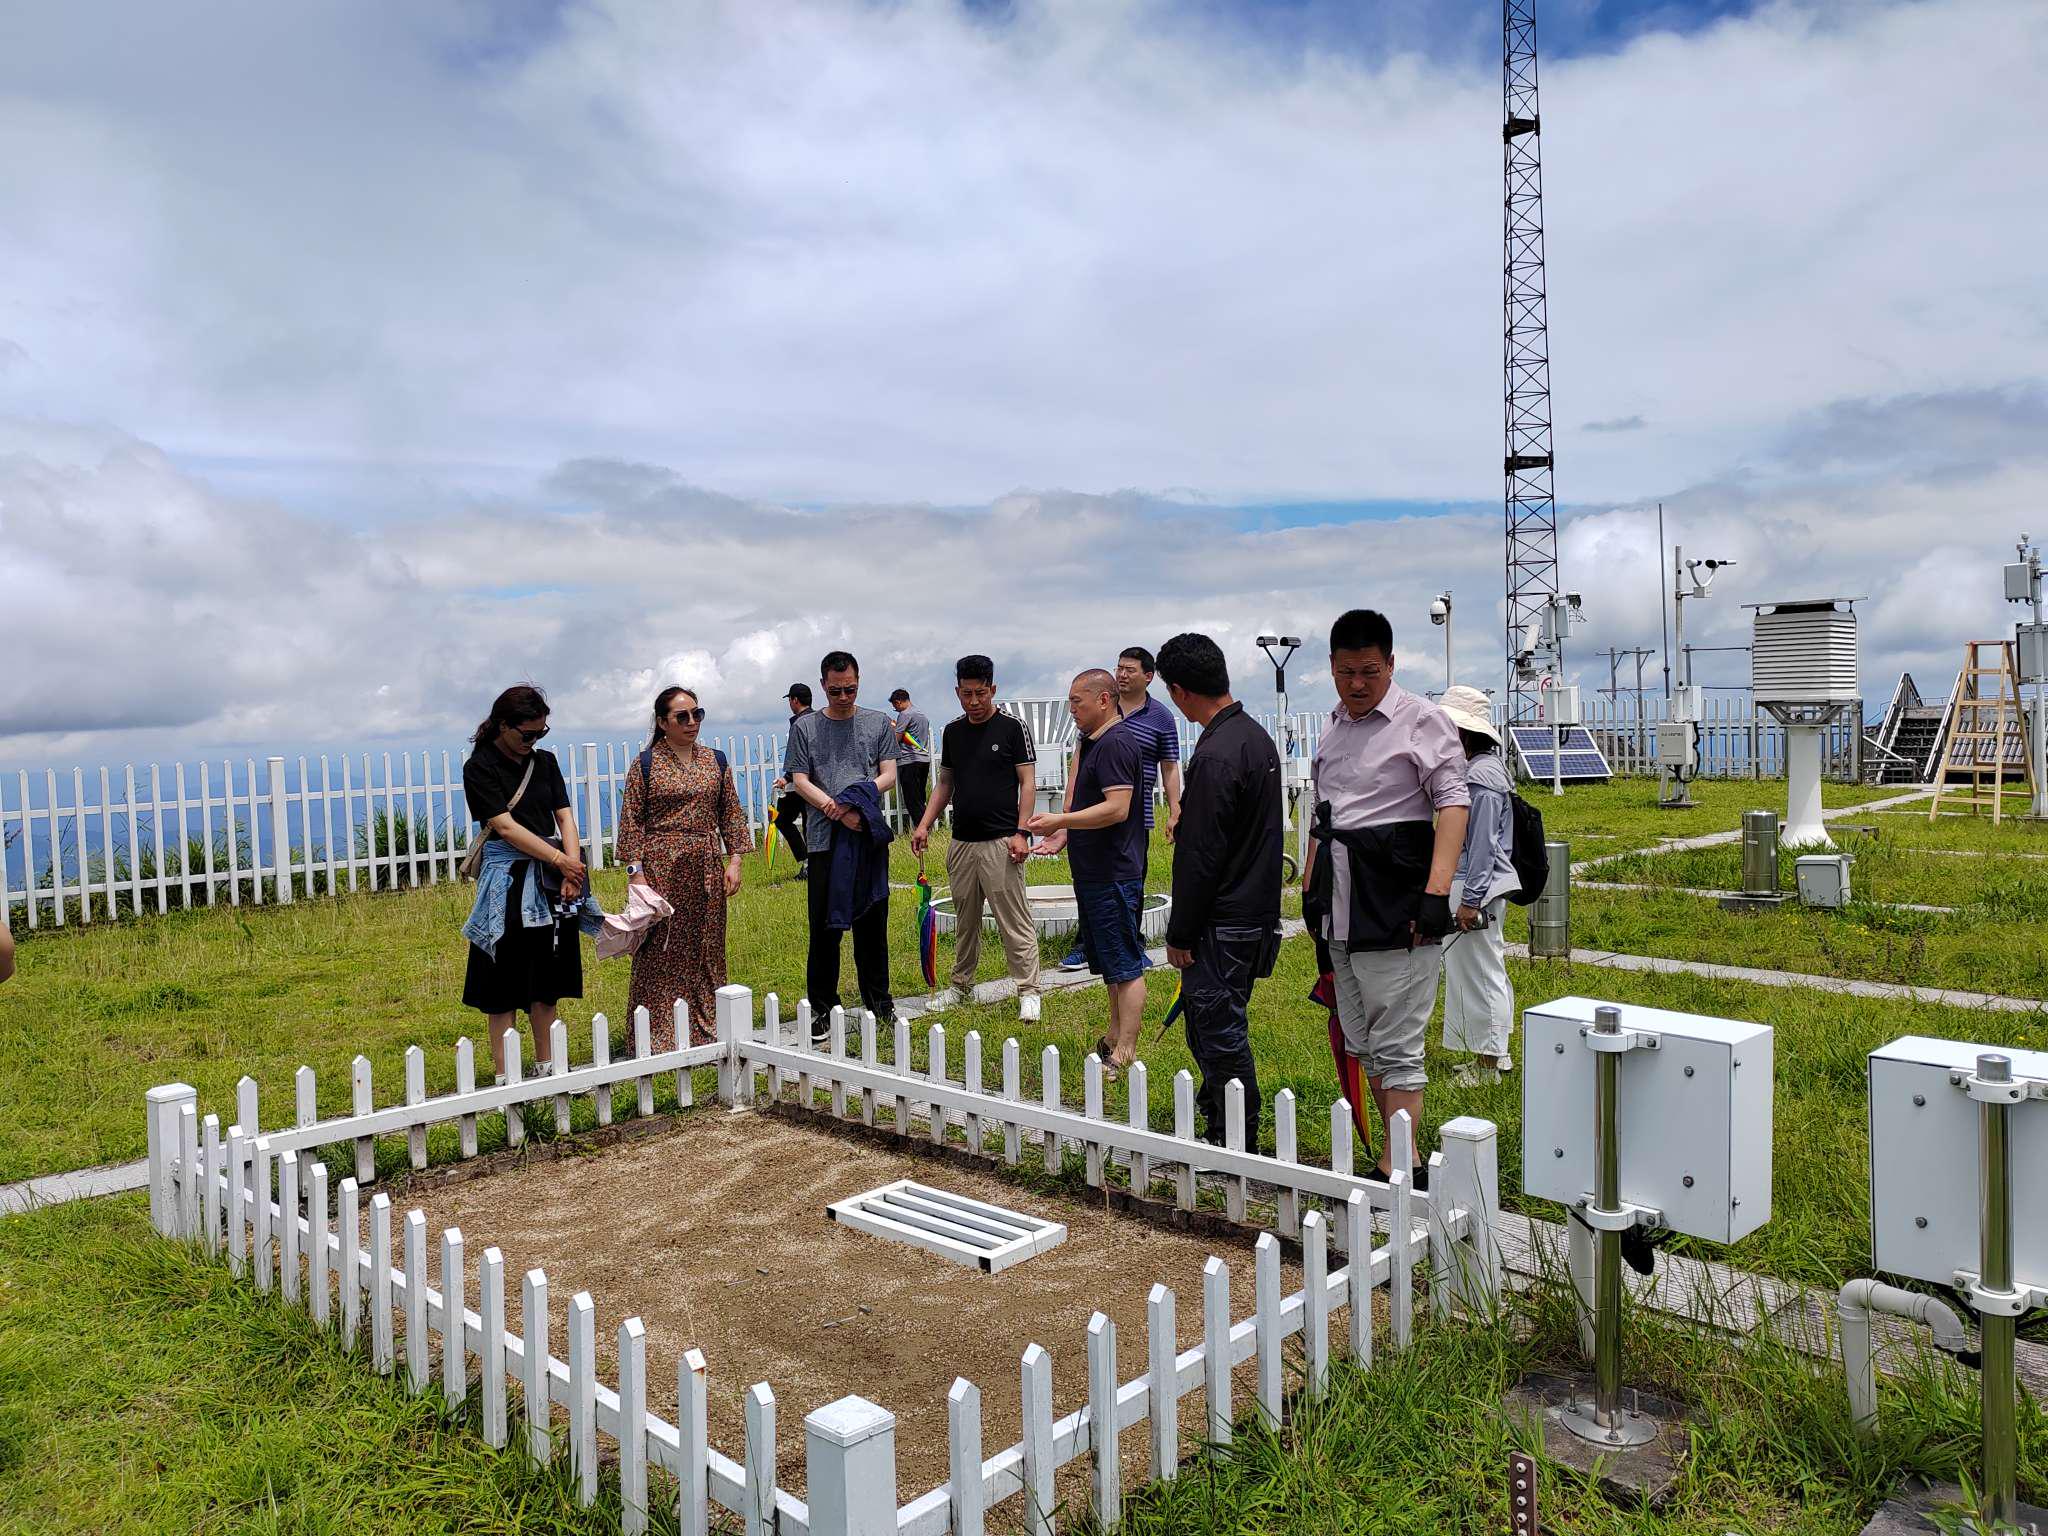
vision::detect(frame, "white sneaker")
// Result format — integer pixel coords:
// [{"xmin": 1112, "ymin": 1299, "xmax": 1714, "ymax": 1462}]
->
[
  {"xmin": 924, "ymin": 988, "xmax": 961, "ymax": 1013},
  {"xmin": 1018, "ymin": 993, "xmax": 1042, "ymax": 1024}
]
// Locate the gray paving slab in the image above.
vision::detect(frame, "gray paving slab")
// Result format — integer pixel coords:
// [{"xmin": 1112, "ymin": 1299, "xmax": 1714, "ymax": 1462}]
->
[
  {"xmin": 1507, "ymin": 942, "xmax": 2048, "ymax": 1013},
  {"xmin": 0, "ymin": 1158, "xmax": 149, "ymax": 1217}
]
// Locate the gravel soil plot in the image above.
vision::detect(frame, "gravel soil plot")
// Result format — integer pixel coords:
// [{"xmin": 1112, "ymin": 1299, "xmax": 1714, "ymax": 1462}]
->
[{"xmin": 397, "ymin": 1108, "xmax": 1313, "ymax": 1514}]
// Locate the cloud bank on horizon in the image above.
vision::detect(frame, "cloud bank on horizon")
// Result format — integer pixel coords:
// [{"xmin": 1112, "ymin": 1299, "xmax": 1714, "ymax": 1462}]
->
[{"xmin": 2, "ymin": 0, "xmax": 2044, "ymax": 758}]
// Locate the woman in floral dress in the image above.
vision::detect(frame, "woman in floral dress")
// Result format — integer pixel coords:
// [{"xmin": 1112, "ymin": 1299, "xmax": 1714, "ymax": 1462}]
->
[{"xmin": 616, "ymin": 687, "xmax": 753, "ymax": 1048}]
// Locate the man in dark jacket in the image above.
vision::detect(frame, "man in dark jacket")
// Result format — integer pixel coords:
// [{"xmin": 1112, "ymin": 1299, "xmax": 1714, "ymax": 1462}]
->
[{"xmin": 1158, "ymin": 632, "xmax": 1283, "ymax": 1144}]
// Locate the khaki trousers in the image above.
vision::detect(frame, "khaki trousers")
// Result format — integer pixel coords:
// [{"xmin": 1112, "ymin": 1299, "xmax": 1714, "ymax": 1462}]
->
[{"xmin": 946, "ymin": 838, "xmax": 1041, "ymax": 997}]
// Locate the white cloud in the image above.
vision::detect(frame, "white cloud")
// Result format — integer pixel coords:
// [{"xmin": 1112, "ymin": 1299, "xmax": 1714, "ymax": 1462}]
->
[{"xmin": 0, "ymin": 0, "xmax": 2043, "ymax": 757}]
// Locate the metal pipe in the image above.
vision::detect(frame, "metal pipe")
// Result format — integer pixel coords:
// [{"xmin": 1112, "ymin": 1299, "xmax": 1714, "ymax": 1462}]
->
[
  {"xmin": 1979, "ymin": 1052, "xmax": 2017, "ymax": 1529},
  {"xmin": 1530, "ymin": 841, "xmax": 1571, "ymax": 958},
  {"xmin": 1836, "ymin": 1279, "xmax": 1971, "ymax": 1434},
  {"xmin": 1592, "ymin": 1004, "xmax": 1623, "ymax": 1429}
]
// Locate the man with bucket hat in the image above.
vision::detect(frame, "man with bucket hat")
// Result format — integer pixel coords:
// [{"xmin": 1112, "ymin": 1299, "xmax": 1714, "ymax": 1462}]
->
[{"xmin": 1435, "ymin": 683, "xmax": 1520, "ymax": 1085}]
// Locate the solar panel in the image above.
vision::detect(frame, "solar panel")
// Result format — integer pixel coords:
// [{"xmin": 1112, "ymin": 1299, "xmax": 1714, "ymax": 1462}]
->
[{"xmin": 1508, "ymin": 726, "xmax": 1613, "ymax": 783}]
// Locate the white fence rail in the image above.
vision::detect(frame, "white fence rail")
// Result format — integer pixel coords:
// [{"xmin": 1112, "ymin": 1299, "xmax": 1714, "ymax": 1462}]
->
[{"xmin": 146, "ymin": 983, "xmax": 1503, "ymax": 1536}]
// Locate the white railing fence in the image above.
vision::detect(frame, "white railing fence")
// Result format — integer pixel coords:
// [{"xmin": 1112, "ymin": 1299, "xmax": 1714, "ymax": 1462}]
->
[{"xmin": 146, "ymin": 983, "xmax": 1504, "ymax": 1536}]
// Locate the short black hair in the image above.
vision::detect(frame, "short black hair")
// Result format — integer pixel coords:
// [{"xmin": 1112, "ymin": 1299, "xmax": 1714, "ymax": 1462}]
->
[
  {"xmin": 888, "ymin": 688, "xmax": 910, "ymax": 705},
  {"xmin": 1118, "ymin": 645, "xmax": 1156, "ymax": 675},
  {"xmin": 955, "ymin": 655, "xmax": 995, "ymax": 686},
  {"xmin": 1156, "ymin": 633, "xmax": 1229, "ymax": 698},
  {"xmin": 820, "ymin": 650, "xmax": 859, "ymax": 678},
  {"xmin": 785, "ymin": 682, "xmax": 812, "ymax": 706},
  {"xmin": 1329, "ymin": 609, "xmax": 1394, "ymax": 658}
]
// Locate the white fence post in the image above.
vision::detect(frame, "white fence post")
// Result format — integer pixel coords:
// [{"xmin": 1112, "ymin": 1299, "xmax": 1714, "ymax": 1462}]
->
[
  {"xmin": 745, "ymin": 1383, "xmax": 777, "ymax": 1536},
  {"xmin": 948, "ymin": 1378, "xmax": 985, "ymax": 1536},
  {"xmin": 144, "ymin": 1081, "xmax": 197, "ymax": 1235},
  {"xmin": 1274, "ymin": 1088, "xmax": 1299, "ymax": 1237},
  {"xmin": 1303, "ymin": 1209, "xmax": 1330, "ymax": 1399},
  {"xmin": 523, "ymin": 1269, "xmax": 551, "ymax": 1464},
  {"xmin": 267, "ymin": 756, "xmax": 293, "ymax": 903},
  {"xmin": 619, "ymin": 1317, "xmax": 649, "ymax": 1535},
  {"xmin": 1020, "ymin": 1344, "xmax": 1055, "ymax": 1536},
  {"xmin": 405, "ymin": 1209, "xmax": 429, "ymax": 1392},
  {"xmin": 806, "ymin": 1394, "xmax": 898, "ymax": 1536},
  {"xmin": 569, "ymin": 1291, "xmax": 597, "ymax": 1506},
  {"xmin": 1255, "ymin": 1233, "xmax": 1282, "ymax": 1424},
  {"xmin": 1437, "ymin": 1115, "xmax": 1503, "ymax": 1316},
  {"xmin": 339, "ymin": 1177, "xmax": 361, "ymax": 1349},
  {"xmin": 1147, "ymin": 1283, "xmax": 1177, "ymax": 1482},
  {"xmin": 1128, "ymin": 1060, "xmax": 1149, "ymax": 1192},
  {"xmin": 351, "ymin": 1055, "xmax": 376, "ymax": 1185},
  {"xmin": 370, "ymin": 1193, "xmax": 394, "ymax": 1374},
  {"xmin": 1087, "ymin": 1312, "xmax": 1119, "ymax": 1526},
  {"xmin": 716, "ymin": 985, "xmax": 752, "ymax": 1107},
  {"xmin": 200, "ymin": 1113, "xmax": 222, "ymax": 1256},
  {"xmin": 481, "ymin": 1248, "xmax": 508, "ymax": 1448},
  {"xmin": 442, "ymin": 1228, "xmax": 466, "ymax": 1410},
  {"xmin": 679, "ymin": 1347, "xmax": 710, "ymax": 1536},
  {"xmin": 1202, "ymin": 1257, "xmax": 1231, "ymax": 1447},
  {"xmin": 583, "ymin": 743, "xmax": 605, "ymax": 872},
  {"xmin": 278, "ymin": 1149, "xmax": 300, "ymax": 1305},
  {"xmin": 308, "ymin": 1161, "xmax": 329, "ymax": 1328}
]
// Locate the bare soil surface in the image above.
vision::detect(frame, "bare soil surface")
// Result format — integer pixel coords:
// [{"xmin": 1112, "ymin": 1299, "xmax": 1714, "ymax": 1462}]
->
[{"xmin": 394, "ymin": 1108, "xmax": 1316, "ymax": 1518}]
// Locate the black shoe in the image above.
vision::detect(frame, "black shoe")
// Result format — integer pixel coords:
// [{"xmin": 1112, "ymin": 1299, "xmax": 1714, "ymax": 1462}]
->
[{"xmin": 1364, "ymin": 1163, "xmax": 1429, "ymax": 1192}]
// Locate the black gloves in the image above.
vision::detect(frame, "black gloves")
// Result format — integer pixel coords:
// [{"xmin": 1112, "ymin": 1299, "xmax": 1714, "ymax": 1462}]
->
[{"xmin": 1417, "ymin": 891, "xmax": 1453, "ymax": 939}]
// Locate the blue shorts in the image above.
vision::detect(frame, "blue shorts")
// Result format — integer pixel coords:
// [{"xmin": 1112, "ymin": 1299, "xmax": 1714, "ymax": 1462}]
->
[{"xmin": 1076, "ymin": 878, "xmax": 1147, "ymax": 984}]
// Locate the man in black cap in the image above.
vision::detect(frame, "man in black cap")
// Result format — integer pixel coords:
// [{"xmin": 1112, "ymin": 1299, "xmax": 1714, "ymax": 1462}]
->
[{"xmin": 772, "ymin": 683, "xmax": 814, "ymax": 873}]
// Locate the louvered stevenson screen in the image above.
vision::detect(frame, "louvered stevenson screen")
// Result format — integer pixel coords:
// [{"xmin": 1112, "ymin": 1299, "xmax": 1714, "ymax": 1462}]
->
[
  {"xmin": 826, "ymin": 1181, "xmax": 1068, "ymax": 1273},
  {"xmin": 1752, "ymin": 601, "xmax": 1859, "ymax": 705}
]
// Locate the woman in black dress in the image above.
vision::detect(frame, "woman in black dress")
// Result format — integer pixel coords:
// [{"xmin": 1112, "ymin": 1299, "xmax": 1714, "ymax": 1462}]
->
[{"xmin": 461, "ymin": 684, "xmax": 587, "ymax": 1078}]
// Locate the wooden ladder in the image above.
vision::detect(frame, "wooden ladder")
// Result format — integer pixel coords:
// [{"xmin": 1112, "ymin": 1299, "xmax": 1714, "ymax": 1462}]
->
[{"xmin": 1930, "ymin": 640, "xmax": 2032, "ymax": 823}]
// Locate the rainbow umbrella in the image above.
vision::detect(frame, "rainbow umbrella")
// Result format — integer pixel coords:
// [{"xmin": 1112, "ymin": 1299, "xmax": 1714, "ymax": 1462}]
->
[
  {"xmin": 1153, "ymin": 966, "xmax": 1186, "ymax": 1038},
  {"xmin": 899, "ymin": 725, "xmax": 929, "ymax": 756},
  {"xmin": 762, "ymin": 802, "xmax": 779, "ymax": 871},
  {"xmin": 916, "ymin": 859, "xmax": 938, "ymax": 989}
]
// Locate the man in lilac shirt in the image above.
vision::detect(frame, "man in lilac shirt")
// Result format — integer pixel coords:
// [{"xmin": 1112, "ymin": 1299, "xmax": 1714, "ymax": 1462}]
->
[{"xmin": 1304, "ymin": 608, "xmax": 1469, "ymax": 1186}]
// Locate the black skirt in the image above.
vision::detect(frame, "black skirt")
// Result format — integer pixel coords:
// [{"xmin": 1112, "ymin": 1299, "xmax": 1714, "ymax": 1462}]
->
[{"xmin": 463, "ymin": 866, "xmax": 584, "ymax": 1013}]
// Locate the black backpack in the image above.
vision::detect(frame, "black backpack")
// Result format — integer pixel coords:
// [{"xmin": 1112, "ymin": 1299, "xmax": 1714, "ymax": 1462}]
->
[
  {"xmin": 1506, "ymin": 791, "xmax": 1549, "ymax": 906},
  {"xmin": 638, "ymin": 745, "xmax": 733, "ymax": 819}
]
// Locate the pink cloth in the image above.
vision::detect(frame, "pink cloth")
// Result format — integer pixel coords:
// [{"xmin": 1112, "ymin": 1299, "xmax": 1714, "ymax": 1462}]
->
[
  {"xmin": 595, "ymin": 879, "xmax": 675, "ymax": 960},
  {"xmin": 1310, "ymin": 679, "xmax": 1469, "ymax": 944}
]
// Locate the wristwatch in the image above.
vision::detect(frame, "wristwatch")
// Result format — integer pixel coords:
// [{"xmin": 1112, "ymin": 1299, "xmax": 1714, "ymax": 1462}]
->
[{"xmin": 628, "ymin": 862, "xmax": 643, "ymax": 875}]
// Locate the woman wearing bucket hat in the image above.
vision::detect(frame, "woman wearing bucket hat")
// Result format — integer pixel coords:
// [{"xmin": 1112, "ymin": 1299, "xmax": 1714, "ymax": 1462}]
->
[{"xmin": 1436, "ymin": 684, "xmax": 1519, "ymax": 1084}]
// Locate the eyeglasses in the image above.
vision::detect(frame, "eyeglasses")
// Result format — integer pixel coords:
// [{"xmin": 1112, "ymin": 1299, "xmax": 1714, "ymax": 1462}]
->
[
  {"xmin": 669, "ymin": 707, "xmax": 707, "ymax": 724},
  {"xmin": 515, "ymin": 724, "xmax": 550, "ymax": 741},
  {"xmin": 823, "ymin": 684, "xmax": 859, "ymax": 698}
]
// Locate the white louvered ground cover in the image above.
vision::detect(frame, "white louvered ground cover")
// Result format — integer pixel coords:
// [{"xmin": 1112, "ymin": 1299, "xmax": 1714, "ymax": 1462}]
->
[{"xmin": 826, "ymin": 1180, "xmax": 1067, "ymax": 1273}]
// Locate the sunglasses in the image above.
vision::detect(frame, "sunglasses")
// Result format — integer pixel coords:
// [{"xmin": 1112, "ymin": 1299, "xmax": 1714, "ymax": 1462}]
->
[
  {"xmin": 823, "ymin": 684, "xmax": 859, "ymax": 698},
  {"xmin": 514, "ymin": 724, "xmax": 550, "ymax": 742},
  {"xmin": 668, "ymin": 707, "xmax": 707, "ymax": 724}
]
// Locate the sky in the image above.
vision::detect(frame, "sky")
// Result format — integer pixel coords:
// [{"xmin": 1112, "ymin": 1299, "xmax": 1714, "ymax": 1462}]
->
[{"xmin": 2, "ymin": 0, "xmax": 2045, "ymax": 761}]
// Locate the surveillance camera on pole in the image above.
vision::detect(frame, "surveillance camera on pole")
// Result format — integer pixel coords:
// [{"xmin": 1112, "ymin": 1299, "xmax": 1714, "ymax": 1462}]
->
[{"xmin": 1429, "ymin": 591, "xmax": 1453, "ymax": 685}]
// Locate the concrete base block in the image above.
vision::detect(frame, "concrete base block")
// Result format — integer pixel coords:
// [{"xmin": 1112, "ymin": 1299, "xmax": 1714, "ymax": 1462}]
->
[
  {"xmin": 1718, "ymin": 892, "xmax": 1791, "ymax": 913},
  {"xmin": 1858, "ymin": 1482, "xmax": 2048, "ymax": 1535},
  {"xmin": 1503, "ymin": 1370, "xmax": 1692, "ymax": 1508}
]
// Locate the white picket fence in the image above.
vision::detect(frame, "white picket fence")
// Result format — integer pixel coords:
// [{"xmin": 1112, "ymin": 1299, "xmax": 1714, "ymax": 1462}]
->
[{"xmin": 145, "ymin": 983, "xmax": 1503, "ymax": 1536}]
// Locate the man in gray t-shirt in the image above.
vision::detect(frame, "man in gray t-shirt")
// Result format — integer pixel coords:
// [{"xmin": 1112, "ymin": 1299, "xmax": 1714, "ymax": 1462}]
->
[
  {"xmin": 786, "ymin": 650, "xmax": 902, "ymax": 1025},
  {"xmin": 887, "ymin": 687, "xmax": 934, "ymax": 828}
]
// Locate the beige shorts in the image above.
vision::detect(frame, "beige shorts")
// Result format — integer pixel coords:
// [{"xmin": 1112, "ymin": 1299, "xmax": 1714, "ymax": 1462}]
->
[{"xmin": 1330, "ymin": 941, "xmax": 1439, "ymax": 1091}]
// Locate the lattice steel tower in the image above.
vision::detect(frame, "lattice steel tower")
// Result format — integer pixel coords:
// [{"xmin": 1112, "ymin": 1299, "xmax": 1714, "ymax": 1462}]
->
[{"xmin": 1503, "ymin": 0, "xmax": 1563, "ymax": 723}]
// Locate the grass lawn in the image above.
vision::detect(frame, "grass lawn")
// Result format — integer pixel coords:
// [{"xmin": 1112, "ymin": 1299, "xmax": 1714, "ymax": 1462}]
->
[
  {"xmin": 5, "ymin": 772, "xmax": 2045, "ymax": 1532},
  {"xmin": 5, "ymin": 1191, "xmax": 2043, "ymax": 1535}
]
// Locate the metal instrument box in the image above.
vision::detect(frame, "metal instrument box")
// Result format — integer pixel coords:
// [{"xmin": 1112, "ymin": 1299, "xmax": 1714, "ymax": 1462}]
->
[
  {"xmin": 1522, "ymin": 997, "xmax": 1773, "ymax": 1244},
  {"xmin": 1869, "ymin": 1036, "xmax": 2048, "ymax": 1291}
]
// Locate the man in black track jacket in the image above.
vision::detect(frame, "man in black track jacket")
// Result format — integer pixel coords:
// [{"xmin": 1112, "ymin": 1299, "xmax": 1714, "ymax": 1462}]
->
[{"xmin": 1157, "ymin": 631, "xmax": 1284, "ymax": 1144}]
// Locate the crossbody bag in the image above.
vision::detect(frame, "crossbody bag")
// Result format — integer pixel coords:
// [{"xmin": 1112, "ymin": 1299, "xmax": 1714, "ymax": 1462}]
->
[{"xmin": 458, "ymin": 753, "xmax": 537, "ymax": 881}]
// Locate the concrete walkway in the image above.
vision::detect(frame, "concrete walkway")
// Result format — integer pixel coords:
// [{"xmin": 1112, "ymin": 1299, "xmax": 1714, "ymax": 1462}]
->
[
  {"xmin": 1570, "ymin": 786, "xmax": 1936, "ymax": 875},
  {"xmin": 1506, "ymin": 942, "xmax": 2047, "ymax": 1013},
  {"xmin": 1577, "ymin": 878, "xmax": 1956, "ymax": 916},
  {"xmin": 0, "ymin": 1158, "xmax": 149, "ymax": 1217}
]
